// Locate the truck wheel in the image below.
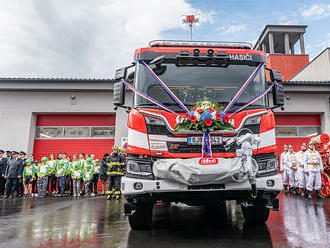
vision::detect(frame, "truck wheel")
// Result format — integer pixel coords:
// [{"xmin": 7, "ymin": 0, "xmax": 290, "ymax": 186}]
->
[
  {"xmin": 241, "ymin": 200, "xmax": 270, "ymax": 224},
  {"xmin": 128, "ymin": 203, "xmax": 153, "ymax": 230}
]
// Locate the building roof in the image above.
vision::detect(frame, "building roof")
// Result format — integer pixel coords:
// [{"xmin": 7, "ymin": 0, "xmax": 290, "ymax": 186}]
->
[
  {"xmin": 278, "ymin": 80, "xmax": 330, "ymax": 93},
  {"xmin": 283, "ymin": 81, "xmax": 330, "ymax": 86},
  {"xmin": 0, "ymin": 77, "xmax": 114, "ymax": 83},
  {"xmin": 0, "ymin": 77, "xmax": 115, "ymax": 92}
]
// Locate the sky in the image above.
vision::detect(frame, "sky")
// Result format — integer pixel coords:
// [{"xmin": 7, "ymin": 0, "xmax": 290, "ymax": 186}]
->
[{"xmin": 0, "ymin": 0, "xmax": 329, "ymax": 78}]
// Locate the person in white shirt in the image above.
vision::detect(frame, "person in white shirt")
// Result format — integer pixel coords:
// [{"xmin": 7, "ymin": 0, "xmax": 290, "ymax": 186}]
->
[
  {"xmin": 295, "ymin": 143, "xmax": 308, "ymax": 196},
  {"xmin": 304, "ymin": 141, "xmax": 324, "ymax": 199},
  {"xmin": 280, "ymin": 144, "xmax": 289, "ymax": 192},
  {"xmin": 284, "ymin": 144, "xmax": 297, "ymax": 194}
]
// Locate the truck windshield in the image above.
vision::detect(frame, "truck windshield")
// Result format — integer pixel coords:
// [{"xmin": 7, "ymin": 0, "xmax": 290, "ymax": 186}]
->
[{"xmin": 134, "ymin": 62, "xmax": 266, "ymax": 111}]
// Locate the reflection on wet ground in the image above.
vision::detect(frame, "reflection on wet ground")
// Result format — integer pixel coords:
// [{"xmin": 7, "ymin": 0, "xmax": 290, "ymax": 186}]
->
[{"xmin": 0, "ymin": 192, "xmax": 330, "ymax": 248}]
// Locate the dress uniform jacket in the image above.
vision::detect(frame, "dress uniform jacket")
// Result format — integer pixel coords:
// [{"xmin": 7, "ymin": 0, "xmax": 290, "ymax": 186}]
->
[
  {"xmin": 0, "ymin": 157, "xmax": 8, "ymax": 175},
  {"xmin": 5, "ymin": 158, "xmax": 22, "ymax": 178},
  {"xmin": 304, "ymin": 150, "xmax": 323, "ymax": 172}
]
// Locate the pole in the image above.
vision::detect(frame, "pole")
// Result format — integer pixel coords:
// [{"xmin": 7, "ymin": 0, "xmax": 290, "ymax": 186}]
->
[{"xmin": 189, "ymin": 23, "xmax": 192, "ymax": 40}]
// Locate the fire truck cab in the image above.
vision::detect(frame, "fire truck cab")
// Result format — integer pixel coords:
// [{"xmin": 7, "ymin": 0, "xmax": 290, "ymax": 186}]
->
[{"xmin": 113, "ymin": 40, "xmax": 284, "ymax": 230}]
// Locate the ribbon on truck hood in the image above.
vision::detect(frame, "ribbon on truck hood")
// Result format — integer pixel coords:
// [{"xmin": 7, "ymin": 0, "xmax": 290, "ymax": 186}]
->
[
  {"xmin": 139, "ymin": 60, "xmax": 189, "ymax": 113},
  {"xmin": 202, "ymin": 131, "xmax": 213, "ymax": 158},
  {"xmin": 122, "ymin": 79, "xmax": 179, "ymax": 115},
  {"xmin": 228, "ymin": 81, "xmax": 279, "ymax": 118},
  {"xmin": 223, "ymin": 63, "xmax": 264, "ymax": 114}
]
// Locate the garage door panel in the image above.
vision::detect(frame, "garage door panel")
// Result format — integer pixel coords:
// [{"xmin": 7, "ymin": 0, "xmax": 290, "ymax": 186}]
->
[
  {"xmin": 275, "ymin": 114, "xmax": 320, "ymax": 156},
  {"xmin": 34, "ymin": 114, "xmax": 116, "ymax": 160},
  {"xmin": 36, "ymin": 114, "xmax": 115, "ymax": 126},
  {"xmin": 275, "ymin": 137, "xmax": 309, "ymax": 156},
  {"xmin": 275, "ymin": 114, "xmax": 320, "ymax": 126}
]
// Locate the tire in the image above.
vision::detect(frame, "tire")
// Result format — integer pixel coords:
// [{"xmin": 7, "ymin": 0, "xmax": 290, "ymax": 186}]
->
[
  {"xmin": 241, "ymin": 200, "xmax": 270, "ymax": 224},
  {"xmin": 128, "ymin": 203, "xmax": 153, "ymax": 230}
]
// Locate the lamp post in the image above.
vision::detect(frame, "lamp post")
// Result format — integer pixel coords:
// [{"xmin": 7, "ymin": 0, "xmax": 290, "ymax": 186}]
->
[{"xmin": 182, "ymin": 14, "xmax": 200, "ymax": 40}]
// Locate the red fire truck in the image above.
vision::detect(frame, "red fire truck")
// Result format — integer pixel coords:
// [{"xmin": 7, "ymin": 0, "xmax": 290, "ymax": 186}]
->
[{"xmin": 113, "ymin": 40, "xmax": 284, "ymax": 230}]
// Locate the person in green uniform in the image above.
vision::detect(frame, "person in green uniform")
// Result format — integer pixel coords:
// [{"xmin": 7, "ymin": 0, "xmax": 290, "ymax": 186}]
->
[
  {"xmin": 83, "ymin": 159, "xmax": 94, "ymax": 197},
  {"xmin": 62, "ymin": 153, "xmax": 71, "ymax": 194},
  {"xmin": 79, "ymin": 153, "xmax": 86, "ymax": 194},
  {"xmin": 22, "ymin": 159, "xmax": 35, "ymax": 198},
  {"xmin": 79, "ymin": 153, "xmax": 86, "ymax": 169},
  {"xmin": 32, "ymin": 160, "xmax": 39, "ymax": 197},
  {"xmin": 47, "ymin": 153, "xmax": 57, "ymax": 195},
  {"xmin": 71, "ymin": 162, "xmax": 83, "ymax": 197},
  {"xmin": 37, "ymin": 157, "xmax": 49, "ymax": 198},
  {"xmin": 56, "ymin": 160, "xmax": 66, "ymax": 196},
  {"xmin": 91, "ymin": 159, "xmax": 100, "ymax": 196},
  {"xmin": 55, "ymin": 153, "xmax": 63, "ymax": 194}
]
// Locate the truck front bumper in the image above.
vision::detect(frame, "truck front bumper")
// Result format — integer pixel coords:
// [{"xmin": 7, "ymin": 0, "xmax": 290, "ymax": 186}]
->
[{"xmin": 121, "ymin": 174, "xmax": 282, "ymax": 197}]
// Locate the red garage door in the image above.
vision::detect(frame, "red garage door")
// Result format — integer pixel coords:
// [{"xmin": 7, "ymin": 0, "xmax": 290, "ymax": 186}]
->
[
  {"xmin": 33, "ymin": 114, "xmax": 115, "ymax": 160},
  {"xmin": 275, "ymin": 114, "xmax": 321, "ymax": 156}
]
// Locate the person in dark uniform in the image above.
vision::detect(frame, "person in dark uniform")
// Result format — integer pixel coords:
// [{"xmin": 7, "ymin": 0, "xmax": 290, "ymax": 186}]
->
[
  {"xmin": 106, "ymin": 146, "xmax": 124, "ymax": 200},
  {"xmin": 4, "ymin": 151, "xmax": 21, "ymax": 199},
  {"xmin": 0, "ymin": 150, "xmax": 8, "ymax": 197},
  {"xmin": 17, "ymin": 151, "xmax": 26, "ymax": 197},
  {"xmin": 100, "ymin": 153, "xmax": 109, "ymax": 195}
]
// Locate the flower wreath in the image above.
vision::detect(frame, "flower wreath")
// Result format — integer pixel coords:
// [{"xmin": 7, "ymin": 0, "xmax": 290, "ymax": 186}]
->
[{"xmin": 174, "ymin": 100, "xmax": 234, "ymax": 132}]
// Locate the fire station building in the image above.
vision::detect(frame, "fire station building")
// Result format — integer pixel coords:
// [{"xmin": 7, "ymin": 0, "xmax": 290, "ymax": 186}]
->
[
  {"xmin": 0, "ymin": 25, "xmax": 329, "ymax": 158},
  {"xmin": 254, "ymin": 25, "xmax": 330, "ymax": 153},
  {"xmin": 0, "ymin": 79, "xmax": 133, "ymax": 159}
]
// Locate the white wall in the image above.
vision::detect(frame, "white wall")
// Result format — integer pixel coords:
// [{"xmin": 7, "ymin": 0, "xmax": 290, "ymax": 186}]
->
[
  {"xmin": 0, "ymin": 91, "xmax": 133, "ymax": 154},
  {"xmin": 291, "ymin": 48, "xmax": 330, "ymax": 81}
]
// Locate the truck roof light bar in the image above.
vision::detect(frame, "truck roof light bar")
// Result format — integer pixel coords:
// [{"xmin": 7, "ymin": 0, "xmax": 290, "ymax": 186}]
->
[{"xmin": 149, "ymin": 40, "xmax": 252, "ymax": 49}]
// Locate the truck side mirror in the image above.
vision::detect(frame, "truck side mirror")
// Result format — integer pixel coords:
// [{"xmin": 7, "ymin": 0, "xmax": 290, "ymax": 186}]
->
[
  {"xmin": 114, "ymin": 67, "xmax": 127, "ymax": 81},
  {"xmin": 272, "ymin": 83, "xmax": 284, "ymax": 107},
  {"xmin": 113, "ymin": 81, "xmax": 125, "ymax": 106},
  {"xmin": 269, "ymin": 69, "xmax": 283, "ymax": 82},
  {"xmin": 269, "ymin": 69, "xmax": 284, "ymax": 107}
]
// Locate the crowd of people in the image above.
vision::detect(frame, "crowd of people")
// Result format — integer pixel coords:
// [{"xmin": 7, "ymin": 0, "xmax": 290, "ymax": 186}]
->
[
  {"xmin": 0, "ymin": 145, "xmax": 126, "ymax": 200},
  {"xmin": 280, "ymin": 141, "xmax": 324, "ymax": 199}
]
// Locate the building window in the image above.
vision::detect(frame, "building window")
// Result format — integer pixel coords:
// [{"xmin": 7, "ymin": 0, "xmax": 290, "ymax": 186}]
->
[
  {"xmin": 35, "ymin": 127, "xmax": 63, "ymax": 139},
  {"xmin": 275, "ymin": 126, "xmax": 298, "ymax": 137},
  {"xmin": 297, "ymin": 126, "xmax": 320, "ymax": 137},
  {"xmin": 35, "ymin": 126, "xmax": 115, "ymax": 139},
  {"xmin": 275, "ymin": 126, "xmax": 320, "ymax": 137},
  {"xmin": 64, "ymin": 127, "xmax": 90, "ymax": 138},
  {"xmin": 91, "ymin": 127, "xmax": 115, "ymax": 137}
]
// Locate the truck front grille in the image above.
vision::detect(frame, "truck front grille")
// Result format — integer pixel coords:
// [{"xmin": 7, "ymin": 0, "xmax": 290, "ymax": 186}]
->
[
  {"xmin": 167, "ymin": 142, "xmax": 236, "ymax": 153},
  {"xmin": 188, "ymin": 184, "xmax": 225, "ymax": 190},
  {"xmin": 146, "ymin": 124, "xmax": 174, "ymax": 136}
]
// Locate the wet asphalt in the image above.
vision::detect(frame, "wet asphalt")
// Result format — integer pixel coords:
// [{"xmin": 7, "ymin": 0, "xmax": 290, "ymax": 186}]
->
[{"xmin": 0, "ymin": 193, "xmax": 330, "ymax": 248}]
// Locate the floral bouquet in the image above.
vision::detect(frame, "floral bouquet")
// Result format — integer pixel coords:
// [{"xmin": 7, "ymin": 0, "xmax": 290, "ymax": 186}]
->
[{"xmin": 174, "ymin": 100, "xmax": 234, "ymax": 132}]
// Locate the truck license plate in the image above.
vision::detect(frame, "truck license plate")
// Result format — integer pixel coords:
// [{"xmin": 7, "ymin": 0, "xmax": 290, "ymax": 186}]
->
[{"xmin": 187, "ymin": 136, "xmax": 223, "ymax": 145}]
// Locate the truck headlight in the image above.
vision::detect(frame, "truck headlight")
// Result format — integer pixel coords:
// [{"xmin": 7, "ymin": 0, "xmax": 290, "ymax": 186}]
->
[
  {"xmin": 144, "ymin": 116, "xmax": 166, "ymax": 125},
  {"xmin": 244, "ymin": 116, "xmax": 261, "ymax": 125},
  {"xmin": 127, "ymin": 160, "xmax": 153, "ymax": 176}
]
